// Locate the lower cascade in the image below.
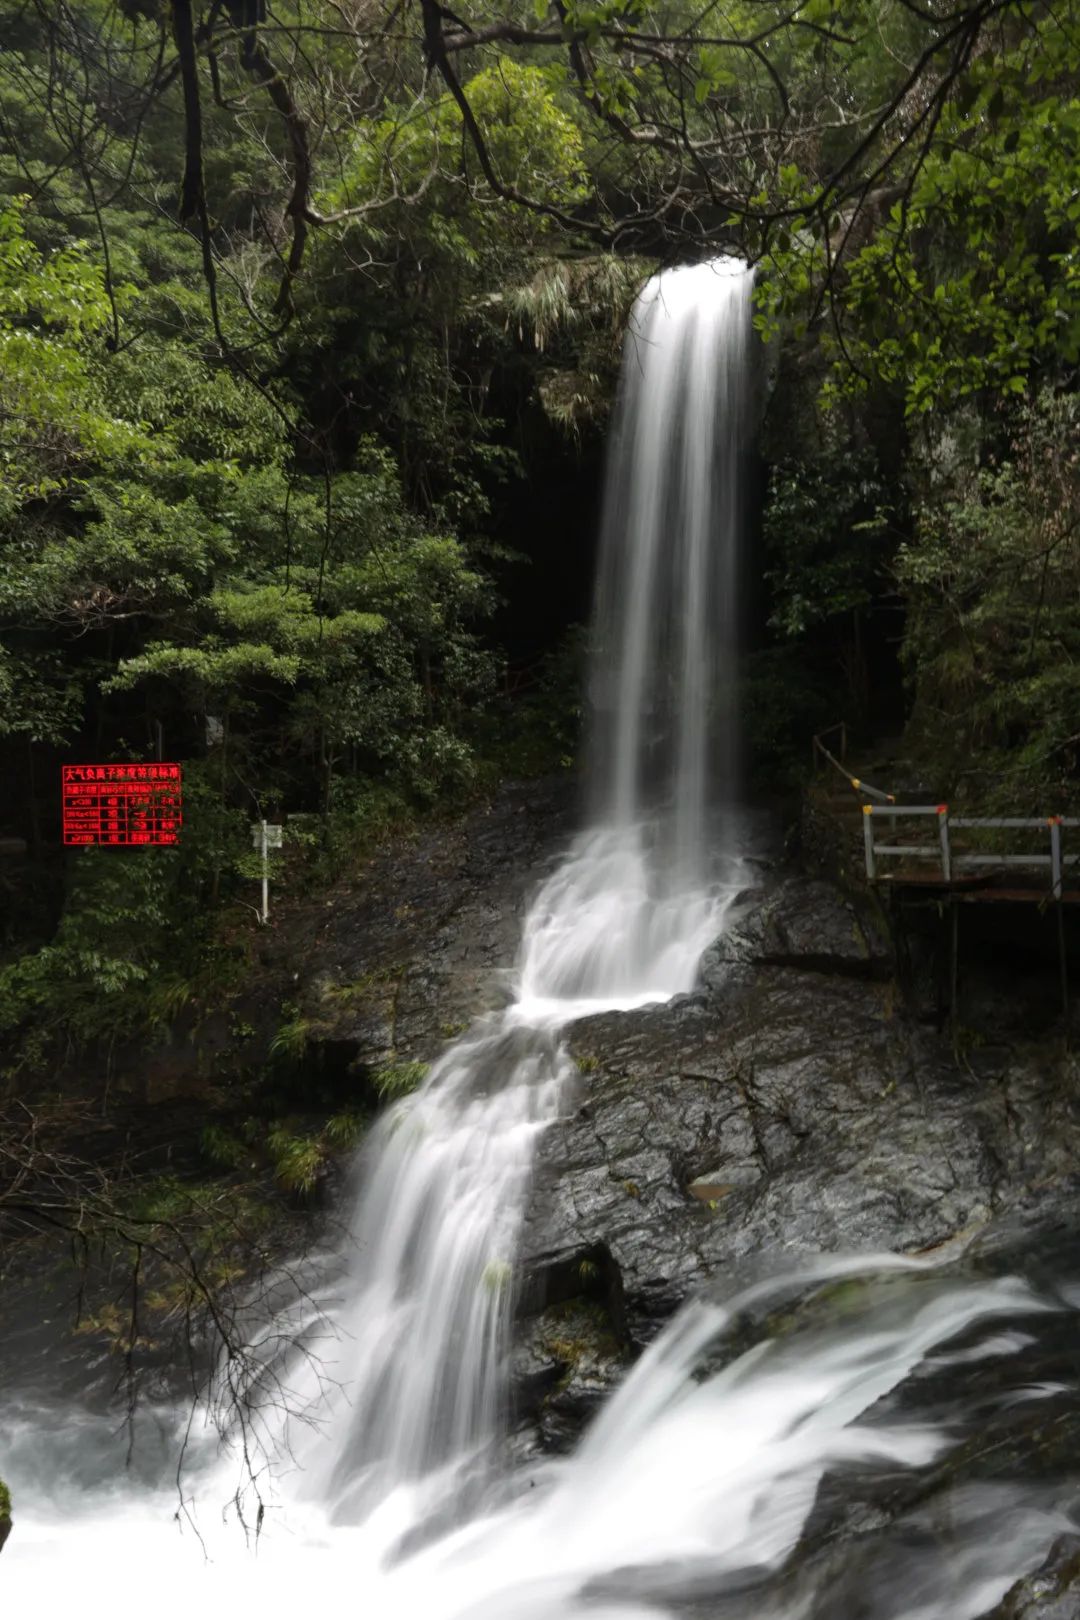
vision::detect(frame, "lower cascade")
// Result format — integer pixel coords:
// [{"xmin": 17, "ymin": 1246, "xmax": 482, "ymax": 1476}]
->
[{"xmin": 5, "ymin": 260, "xmax": 1080, "ymax": 1619}]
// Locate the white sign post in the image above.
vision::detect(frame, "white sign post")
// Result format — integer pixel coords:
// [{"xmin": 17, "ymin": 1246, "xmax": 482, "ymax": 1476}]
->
[{"xmin": 251, "ymin": 820, "xmax": 283, "ymax": 923}]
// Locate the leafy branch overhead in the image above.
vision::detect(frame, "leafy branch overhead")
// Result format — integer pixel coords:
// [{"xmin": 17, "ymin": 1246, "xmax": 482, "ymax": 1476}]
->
[{"xmin": 3, "ymin": 0, "xmax": 1041, "ymax": 335}]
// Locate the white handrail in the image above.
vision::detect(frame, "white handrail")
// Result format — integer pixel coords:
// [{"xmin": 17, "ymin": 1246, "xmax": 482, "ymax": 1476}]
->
[{"xmin": 862, "ymin": 805, "xmax": 1076, "ymax": 899}]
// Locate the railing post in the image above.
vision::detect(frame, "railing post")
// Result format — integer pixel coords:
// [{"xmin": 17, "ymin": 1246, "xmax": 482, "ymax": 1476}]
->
[
  {"xmin": 950, "ymin": 896, "xmax": 960, "ymax": 1053},
  {"xmin": 1048, "ymin": 817, "xmax": 1070, "ymax": 1049},
  {"xmin": 937, "ymin": 804, "xmax": 951, "ymax": 883},
  {"xmin": 1050, "ymin": 815, "xmax": 1063, "ymax": 901},
  {"xmin": 863, "ymin": 804, "xmax": 876, "ymax": 881}
]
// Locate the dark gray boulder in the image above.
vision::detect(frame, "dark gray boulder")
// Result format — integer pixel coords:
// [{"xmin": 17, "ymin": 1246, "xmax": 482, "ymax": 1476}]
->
[
  {"xmin": 517, "ymin": 873, "xmax": 1080, "ymax": 1414},
  {"xmin": 988, "ymin": 1538, "xmax": 1080, "ymax": 1619},
  {"xmin": 709, "ymin": 875, "xmax": 894, "ymax": 979}
]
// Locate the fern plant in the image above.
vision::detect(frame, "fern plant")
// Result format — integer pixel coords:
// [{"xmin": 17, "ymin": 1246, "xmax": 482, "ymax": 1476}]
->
[{"xmin": 372, "ymin": 1059, "xmax": 429, "ymax": 1101}]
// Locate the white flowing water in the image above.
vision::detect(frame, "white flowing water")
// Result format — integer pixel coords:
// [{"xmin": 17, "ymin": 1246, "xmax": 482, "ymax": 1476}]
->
[
  {"xmin": 589, "ymin": 259, "xmax": 750, "ymax": 869},
  {"xmin": 4, "ymin": 259, "xmax": 1078, "ymax": 1614},
  {"xmin": 5, "ymin": 1259, "xmax": 1075, "ymax": 1619}
]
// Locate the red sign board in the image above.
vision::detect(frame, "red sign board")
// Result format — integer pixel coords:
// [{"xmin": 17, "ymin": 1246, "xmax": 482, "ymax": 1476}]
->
[{"xmin": 62, "ymin": 763, "xmax": 183, "ymax": 847}]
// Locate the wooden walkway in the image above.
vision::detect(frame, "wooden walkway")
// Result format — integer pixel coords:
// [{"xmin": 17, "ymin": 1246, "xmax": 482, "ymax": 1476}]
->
[
  {"xmin": 812, "ymin": 726, "xmax": 1080, "ymax": 904},
  {"xmin": 862, "ymin": 805, "xmax": 1080, "ymax": 903},
  {"xmin": 812, "ymin": 728, "xmax": 1078, "ymax": 1042}
]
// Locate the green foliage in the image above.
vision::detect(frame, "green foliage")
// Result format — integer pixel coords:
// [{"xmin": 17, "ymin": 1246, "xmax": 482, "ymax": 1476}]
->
[
  {"xmin": 124, "ymin": 1173, "xmax": 206, "ymax": 1227},
  {"xmin": 759, "ymin": 18, "xmax": 1080, "ymax": 419},
  {"xmin": 0, "ymin": 181, "xmax": 497, "ymax": 1053},
  {"xmin": 899, "ymin": 392, "xmax": 1080, "ymax": 806},
  {"xmin": 264, "ymin": 1127, "xmax": 325, "ymax": 1197},
  {"xmin": 268, "ymin": 1012, "xmax": 312, "ymax": 1064},
  {"xmin": 476, "ymin": 627, "xmax": 586, "ymax": 780},
  {"xmin": 324, "ymin": 1110, "xmax": 365, "ymax": 1149},
  {"xmin": 201, "ymin": 1109, "xmax": 365, "ymax": 1197},
  {"xmin": 372, "ymin": 1060, "xmax": 429, "ymax": 1101},
  {"xmin": 324, "ymin": 59, "xmax": 586, "ymax": 242},
  {"xmin": 739, "ymin": 648, "xmax": 843, "ymax": 791},
  {"xmin": 95, "ymin": 451, "xmax": 495, "ymax": 807},
  {"xmin": 0, "ymin": 1478, "xmax": 10, "ymax": 1520},
  {"xmin": 200, "ymin": 1124, "xmax": 251, "ymax": 1172},
  {"xmin": 299, "ymin": 54, "xmax": 597, "ymax": 510},
  {"xmin": 0, "ymin": 761, "xmax": 254, "ymax": 1062},
  {"xmin": 764, "ymin": 451, "xmax": 892, "ymax": 640},
  {"xmin": 301, "ymin": 785, "xmax": 419, "ymax": 885},
  {"xmin": 750, "ymin": 13, "xmax": 1080, "ymax": 804},
  {"xmin": 838, "ymin": 52, "xmax": 1080, "ymax": 416},
  {"xmin": 261, "ymin": 1108, "xmax": 365, "ymax": 1195},
  {"xmin": 0, "ymin": 848, "xmax": 181, "ymax": 1044},
  {"xmin": 0, "ymin": 199, "xmax": 141, "ymax": 499},
  {"xmin": 502, "ymin": 256, "xmax": 644, "ymax": 438}
]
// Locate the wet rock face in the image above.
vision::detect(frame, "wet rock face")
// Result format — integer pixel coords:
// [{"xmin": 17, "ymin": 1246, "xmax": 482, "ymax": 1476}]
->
[
  {"xmin": 517, "ymin": 875, "xmax": 1080, "ymax": 1395},
  {"xmin": 510, "ymin": 1297, "xmax": 632, "ymax": 1455},
  {"xmin": 711, "ymin": 875, "xmax": 894, "ymax": 979},
  {"xmin": 989, "ymin": 1538, "xmax": 1080, "ymax": 1619},
  {"xmin": 282, "ymin": 776, "xmax": 578, "ymax": 1076}
]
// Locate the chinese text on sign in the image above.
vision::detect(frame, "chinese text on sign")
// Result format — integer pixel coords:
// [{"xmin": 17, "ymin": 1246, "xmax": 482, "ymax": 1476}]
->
[{"xmin": 61, "ymin": 763, "xmax": 183, "ymax": 846}]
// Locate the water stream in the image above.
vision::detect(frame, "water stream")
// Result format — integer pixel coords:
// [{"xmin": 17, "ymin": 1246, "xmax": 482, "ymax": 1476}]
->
[{"xmin": 4, "ymin": 259, "xmax": 1078, "ymax": 1615}]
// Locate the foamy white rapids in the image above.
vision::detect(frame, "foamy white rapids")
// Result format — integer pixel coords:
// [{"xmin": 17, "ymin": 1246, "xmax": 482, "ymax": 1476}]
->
[
  {"xmin": 5, "ymin": 1259, "xmax": 1075, "ymax": 1620},
  {"xmin": 517, "ymin": 823, "xmax": 746, "ymax": 1019},
  {"xmin": 250, "ymin": 811, "xmax": 750, "ymax": 1522}
]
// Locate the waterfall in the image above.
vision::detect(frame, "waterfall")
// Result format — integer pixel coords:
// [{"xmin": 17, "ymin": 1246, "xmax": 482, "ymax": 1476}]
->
[
  {"xmin": 590, "ymin": 259, "xmax": 751, "ymax": 858},
  {"xmin": 272, "ymin": 258, "xmax": 756, "ymax": 1519},
  {"xmin": 12, "ymin": 259, "xmax": 1074, "ymax": 1620},
  {"xmin": 517, "ymin": 258, "xmax": 754, "ymax": 1014}
]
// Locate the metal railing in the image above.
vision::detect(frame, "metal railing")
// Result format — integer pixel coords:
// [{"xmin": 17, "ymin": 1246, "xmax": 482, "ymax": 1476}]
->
[
  {"xmin": 812, "ymin": 721, "xmax": 848, "ymax": 766},
  {"xmin": 812, "ymin": 723, "xmax": 896, "ymax": 806},
  {"xmin": 863, "ymin": 805, "xmax": 1080, "ymax": 899}
]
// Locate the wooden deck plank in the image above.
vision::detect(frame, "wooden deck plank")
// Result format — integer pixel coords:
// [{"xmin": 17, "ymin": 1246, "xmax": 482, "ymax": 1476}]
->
[{"xmin": 875, "ymin": 876, "xmax": 1080, "ymax": 905}]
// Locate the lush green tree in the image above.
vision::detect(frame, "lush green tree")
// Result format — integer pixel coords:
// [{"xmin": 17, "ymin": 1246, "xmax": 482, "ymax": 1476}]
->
[
  {"xmin": 899, "ymin": 392, "xmax": 1080, "ymax": 804},
  {"xmin": 792, "ymin": 15, "xmax": 1080, "ymax": 418},
  {"xmin": 0, "ymin": 184, "xmax": 495, "ymax": 1052},
  {"xmin": 752, "ymin": 3, "xmax": 1080, "ymax": 807}
]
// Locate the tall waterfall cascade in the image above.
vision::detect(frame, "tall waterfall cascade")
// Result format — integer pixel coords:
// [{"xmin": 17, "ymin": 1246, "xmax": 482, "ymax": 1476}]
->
[
  {"xmin": 591, "ymin": 259, "xmax": 750, "ymax": 846},
  {"xmin": 276, "ymin": 256, "xmax": 757, "ymax": 1514},
  {"xmin": 518, "ymin": 257, "xmax": 754, "ymax": 1014},
  {"xmin": 6, "ymin": 259, "xmax": 1078, "ymax": 1620}
]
